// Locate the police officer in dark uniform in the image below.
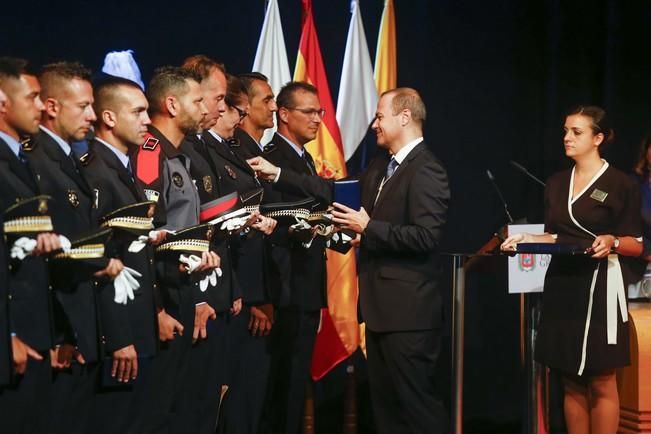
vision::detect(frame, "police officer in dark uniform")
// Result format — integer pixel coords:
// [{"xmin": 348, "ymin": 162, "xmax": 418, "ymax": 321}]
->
[
  {"xmin": 131, "ymin": 66, "xmax": 221, "ymax": 433},
  {"xmin": 233, "ymin": 72, "xmax": 278, "ymax": 160},
  {"xmin": 26, "ymin": 61, "xmax": 124, "ymax": 434},
  {"xmin": 0, "ymin": 215, "xmax": 9, "ymax": 391},
  {"xmin": 79, "ymin": 75, "xmax": 160, "ymax": 434},
  {"xmin": 178, "ymin": 55, "xmax": 246, "ymax": 434},
  {"xmin": 0, "ymin": 57, "xmax": 62, "ymax": 434},
  {"xmin": 0, "ymin": 87, "xmax": 8, "ymax": 392},
  {"xmin": 202, "ymin": 73, "xmax": 277, "ymax": 434}
]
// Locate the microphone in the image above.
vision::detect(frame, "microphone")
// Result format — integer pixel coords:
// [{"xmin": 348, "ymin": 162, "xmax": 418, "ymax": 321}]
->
[
  {"xmin": 486, "ymin": 169, "xmax": 514, "ymax": 224},
  {"xmin": 509, "ymin": 160, "xmax": 546, "ymax": 188}
]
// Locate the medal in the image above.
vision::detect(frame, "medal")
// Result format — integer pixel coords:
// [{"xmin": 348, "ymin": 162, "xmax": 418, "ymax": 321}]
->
[
  {"xmin": 67, "ymin": 190, "xmax": 80, "ymax": 207},
  {"xmin": 203, "ymin": 175, "xmax": 213, "ymax": 193}
]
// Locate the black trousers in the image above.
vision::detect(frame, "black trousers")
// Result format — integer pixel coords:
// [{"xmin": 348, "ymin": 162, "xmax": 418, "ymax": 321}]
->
[
  {"xmin": 0, "ymin": 355, "xmax": 51, "ymax": 434},
  {"xmin": 218, "ymin": 305, "xmax": 272, "ymax": 434},
  {"xmin": 366, "ymin": 328, "xmax": 448, "ymax": 434},
  {"xmin": 260, "ymin": 308, "xmax": 320, "ymax": 434},
  {"xmin": 47, "ymin": 361, "xmax": 100, "ymax": 434},
  {"xmin": 177, "ymin": 313, "xmax": 229, "ymax": 434},
  {"xmin": 141, "ymin": 288, "xmax": 195, "ymax": 434},
  {"xmin": 91, "ymin": 355, "xmax": 156, "ymax": 434}
]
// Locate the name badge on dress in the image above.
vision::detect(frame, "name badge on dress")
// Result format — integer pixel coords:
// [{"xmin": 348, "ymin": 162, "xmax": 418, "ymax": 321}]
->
[{"xmin": 590, "ymin": 188, "xmax": 608, "ymax": 202}]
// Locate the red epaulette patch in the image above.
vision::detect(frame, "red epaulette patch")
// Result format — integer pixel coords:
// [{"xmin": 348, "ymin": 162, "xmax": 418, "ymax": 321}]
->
[{"xmin": 136, "ymin": 133, "xmax": 161, "ymax": 185}]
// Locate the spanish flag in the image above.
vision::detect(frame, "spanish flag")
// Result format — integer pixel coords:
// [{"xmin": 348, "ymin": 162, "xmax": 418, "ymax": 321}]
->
[
  {"xmin": 294, "ymin": 0, "xmax": 359, "ymax": 381},
  {"xmin": 374, "ymin": 0, "xmax": 397, "ymax": 94}
]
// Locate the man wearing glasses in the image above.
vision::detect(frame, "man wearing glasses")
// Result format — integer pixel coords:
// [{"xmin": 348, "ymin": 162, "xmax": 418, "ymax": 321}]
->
[{"xmin": 256, "ymin": 81, "xmax": 333, "ymax": 434}]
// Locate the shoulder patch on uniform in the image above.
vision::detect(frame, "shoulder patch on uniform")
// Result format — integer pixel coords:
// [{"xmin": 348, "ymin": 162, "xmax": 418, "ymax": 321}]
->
[
  {"xmin": 136, "ymin": 134, "xmax": 162, "ymax": 185},
  {"xmin": 143, "ymin": 137, "xmax": 159, "ymax": 151}
]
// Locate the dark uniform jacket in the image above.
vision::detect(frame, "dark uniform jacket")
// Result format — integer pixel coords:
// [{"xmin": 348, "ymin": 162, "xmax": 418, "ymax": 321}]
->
[
  {"xmin": 131, "ymin": 125, "xmax": 207, "ymax": 313},
  {"xmin": 79, "ymin": 139, "xmax": 158, "ymax": 356},
  {"xmin": 24, "ymin": 130, "xmax": 102, "ymax": 362},
  {"xmin": 201, "ymin": 129, "xmax": 271, "ymax": 306},
  {"xmin": 233, "ymin": 127, "xmax": 263, "ymax": 160},
  {"xmin": 0, "ymin": 229, "xmax": 10, "ymax": 386},
  {"xmin": 262, "ymin": 133, "xmax": 332, "ymax": 311},
  {"xmin": 180, "ymin": 134, "xmax": 240, "ymax": 313},
  {"xmin": 0, "ymin": 137, "xmax": 53, "ymax": 382}
]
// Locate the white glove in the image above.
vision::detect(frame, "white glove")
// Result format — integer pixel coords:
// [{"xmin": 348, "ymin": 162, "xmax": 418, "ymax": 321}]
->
[
  {"xmin": 9, "ymin": 234, "xmax": 72, "ymax": 260},
  {"xmin": 128, "ymin": 229, "xmax": 172, "ymax": 253},
  {"xmin": 179, "ymin": 254, "xmax": 202, "ymax": 274},
  {"xmin": 290, "ymin": 219, "xmax": 316, "ymax": 249},
  {"xmin": 326, "ymin": 230, "xmax": 354, "ymax": 249},
  {"xmin": 58, "ymin": 235, "xmax": 71, "ymax": 251},
  {"xmin": 220, "ymin": 216, "xmax": 250, "ymax": 232},
  {"xmin": 199, "ymin": 269, "xmax": 220, "ymax": 292},
  {"xmin": 113, "ymin": 267, "xmax": 142, "ymax": 305},
  {"xmin": 10, "ymin": 237, "xmax": 37, "ymax": 260}
]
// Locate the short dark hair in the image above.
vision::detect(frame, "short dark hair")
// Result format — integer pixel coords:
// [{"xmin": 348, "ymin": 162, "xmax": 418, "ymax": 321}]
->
[
  {"xmin": 181, "ymin": 55, "xmax": 226, "ymax": 81},
  {"xmin": 566, "ymin": 105, "xmax": 614, "ymax": 145},
  {"xmin": 39, "ymin": 61, "xmax": 92, "ymax": 99},
  {"xmin": 238, "ymin": 72, "xmax": 269, "ymax": 100},
  {"xmin": 0, "ymin": 57, "xmax": 32, "ymax": 89},
  {"xmin": 147, "ymin": 66, "xmax": 201, "ymax": 115},
  {"xmin": 276, "ymin": 81, "xmax": 317, "ymax": 109},
  {"xmin": 93, "ymin": 75, "xmax": 144, "ymax": 118},
  {"xmin": 225, "ymin": 74, "xmax": 248, "ymax": 108}
]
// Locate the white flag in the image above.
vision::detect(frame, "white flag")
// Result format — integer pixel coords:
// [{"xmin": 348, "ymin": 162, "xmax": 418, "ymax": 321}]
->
[
  {"xmin": 101, "ymin": 50, "xmax": 145, "ymax": 90},
  {"xmin": 252, "ymin": 0, "xmax": 292, "ymax": 145},
  {"xmin": 336, "ymin": 0, "xmax": 378, "ymax": 161}
]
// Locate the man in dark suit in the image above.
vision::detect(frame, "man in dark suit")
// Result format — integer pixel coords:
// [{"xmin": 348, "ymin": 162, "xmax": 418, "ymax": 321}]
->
[
  {"xmin": 256, "ymin": 81, "xmax": 332, "ymax": 434},
  {"xmin": 79, "ymin": 76, "xmax": 159, "ymax": 434},
  {"xmin": 331, "ymin": 88, "xmax": 450, "ymax": 434},
  {"xmin": 0, "ymin": 56, "xmax": 61, "ymax": 434},
  {"xmin": 27, "ymin": 61, "xmax": 124, "ymax": 434}
]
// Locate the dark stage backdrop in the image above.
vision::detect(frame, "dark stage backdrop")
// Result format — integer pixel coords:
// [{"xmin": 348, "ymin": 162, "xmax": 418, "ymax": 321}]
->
[{"xmin": 4, "ymin": 1, "xmax": 651, "ymax": 432}]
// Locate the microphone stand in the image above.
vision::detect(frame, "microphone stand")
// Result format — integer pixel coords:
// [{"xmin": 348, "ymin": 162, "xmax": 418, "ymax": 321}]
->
[
  {"xmin": 510, "ymin": 160, "xmax": 546, "ymax": 188},
  {"xmin": 486, "ymin": 169, "xmax": 514, "ymax": 224}
]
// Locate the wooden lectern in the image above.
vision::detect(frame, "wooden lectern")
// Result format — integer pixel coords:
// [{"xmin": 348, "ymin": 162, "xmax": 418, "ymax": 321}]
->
[{"xmin": 618, "ymin": 302, "xmax": 651, "ymax": 433}]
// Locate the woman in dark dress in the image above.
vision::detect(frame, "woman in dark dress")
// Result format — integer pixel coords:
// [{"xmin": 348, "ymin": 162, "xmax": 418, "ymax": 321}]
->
[{"xmin": 502, "ymin": 106, "xmax": 642, "ymax": 434}]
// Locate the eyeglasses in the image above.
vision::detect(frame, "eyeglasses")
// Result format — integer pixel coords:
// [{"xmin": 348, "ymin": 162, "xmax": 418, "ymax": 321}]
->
[
  {"xmin": 287, "ymin": 107, "xmax": 326, "ymax": 119},
  {"xmin": 232, "ymin": 105, "xmax": 248, "ymax": 121}
]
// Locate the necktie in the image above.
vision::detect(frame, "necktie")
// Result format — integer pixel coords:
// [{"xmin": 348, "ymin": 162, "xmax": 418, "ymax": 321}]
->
[
  {"xmin": 17, "ymin": 149, "xmax": 30, "ymax": 166},
  {"xmin": 68, "ymin": 151, "xmax": 80, "ymax": 174},
  {"xmin": 303, "ymin": 153, "xmax": 315, "ymax": 175},
  {"xmin": 126, "ymin": 160, "xmax": 135, "ymax": 182},
  {"xmin": 374, "ymin": 157, "xmax": 398, "ymax": 206},
  {"xmin": 385, "ymin": 157, "xmax": 398, "ymax": 180}
]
